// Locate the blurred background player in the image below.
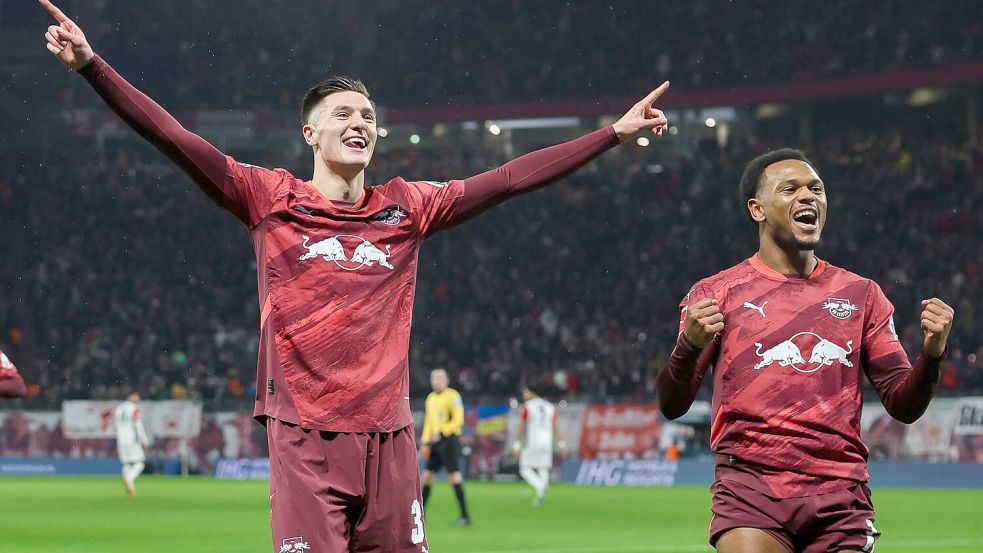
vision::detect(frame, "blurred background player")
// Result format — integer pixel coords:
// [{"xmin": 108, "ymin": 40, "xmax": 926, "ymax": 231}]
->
[
  {"xmin": 115, "ymin": 392, "xmax": 150, "ymax": 497},
  {"xmin": 0, "ymin": 349, "xmax": 27, "ymax": 398},
  {"xmin": 40, "ymin": 0, "xmax": 670, "ymax": 549},
  {"xmin": 513, "ymin": 385, "xmax": 565, "ymax": 507},
  {"xmin": 421, "ymin": 368, "xmax": 471, "ymax": 526},
  {"xmin": 657, "ymin": 148, "xmax": 954, "ymax": 553}
]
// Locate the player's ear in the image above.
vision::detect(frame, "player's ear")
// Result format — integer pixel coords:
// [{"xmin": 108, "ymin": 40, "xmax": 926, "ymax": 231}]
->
[
  {"xmin": 748, "ymin": 197, "xmax": 766, "ymax": 223},
  {"xmin": 302, "ymin": 124, "xmax": 317, "ymax": 147}
]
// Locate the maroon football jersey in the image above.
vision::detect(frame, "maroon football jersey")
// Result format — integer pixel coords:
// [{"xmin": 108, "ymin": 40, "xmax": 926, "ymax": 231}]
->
[
  {"xmin": 678, "ymin": 254, "xmax": 911, "ymax": 498},
  {"xmin": 77, "ymin": 54, "xmax": 620, "ymax": 433},
  {"xmin": 225, "ymin": 165, "xmax": 470, "ymax": 431}
]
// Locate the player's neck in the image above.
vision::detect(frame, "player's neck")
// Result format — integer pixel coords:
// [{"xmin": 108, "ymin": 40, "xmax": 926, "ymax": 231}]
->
[
  {"xmin": 757, "ymin": 240, "xmax": 817, "ymax": 277},
  {"xmin": 310, "ymin": 162, "xmax": 365, "ymax": 203}
]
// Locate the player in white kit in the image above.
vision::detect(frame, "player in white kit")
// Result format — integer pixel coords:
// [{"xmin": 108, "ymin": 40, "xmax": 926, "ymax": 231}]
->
[
  {"xmin": 115, "ymin": 392, "xmax": 150, "ymax": 496},
  {"xmin": 513, "ymin": 386, "xmax": 565, "ymax": 506}
]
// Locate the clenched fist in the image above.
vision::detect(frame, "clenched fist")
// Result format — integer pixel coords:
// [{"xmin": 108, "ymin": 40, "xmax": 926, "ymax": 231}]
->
[
  {"xmin": 920, "ymin": 297, "xmax": 954, "ymax": 359},
  {"xmin": 683, "ymin": 298, "xmax": 723, "ymax": 348}
]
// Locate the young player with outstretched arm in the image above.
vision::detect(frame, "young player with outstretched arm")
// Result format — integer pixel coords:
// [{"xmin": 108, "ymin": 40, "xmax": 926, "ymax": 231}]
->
[{"xmin": 40, "ymin": 1, "xmax": 672, "ymax": 550}]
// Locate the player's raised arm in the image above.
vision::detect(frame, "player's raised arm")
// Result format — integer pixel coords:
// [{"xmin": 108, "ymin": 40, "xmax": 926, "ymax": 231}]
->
[
  {"xmin": 418, "ymin": 83, "xmax": 670, "ymax": 234},
  {"xmin": 656, "ymin": 296, "xmax": 721, "ymax": 419},
  {"xmin": 864, "ymin": 295, "xmax": 954, "ymax": 423},
  {"xmin": 39, "ymin": 0, "xmax": 228, "ymax": 207}
]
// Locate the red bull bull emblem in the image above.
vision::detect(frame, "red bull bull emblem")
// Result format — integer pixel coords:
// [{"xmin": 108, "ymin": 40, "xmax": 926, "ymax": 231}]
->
[
  {"xmin": 279, "ymin": 537, "xmax": 311, "ymax": 553},
  {"xmin": 371, "ymin": 205, "xmax": 409, "ymax": 226},
  {"xmin": 298, "ymin": 234, "xmax": 394, "ymax": 271},
  {"xmin": 753, "ymin": 331, "xmax": 854, "ymax": 373},
  {"xmin": 822, "ymin": 297, "xmax": 859, "ymax": 319}
]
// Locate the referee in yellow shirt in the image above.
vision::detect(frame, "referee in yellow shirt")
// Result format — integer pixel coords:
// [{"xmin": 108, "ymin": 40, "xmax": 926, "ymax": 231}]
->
[{"xmin": 420, "ymin": 368, "xmax": 472, "ymax": 526}]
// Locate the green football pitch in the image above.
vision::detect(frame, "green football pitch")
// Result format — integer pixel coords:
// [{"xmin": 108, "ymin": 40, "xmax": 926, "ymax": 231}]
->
[{"xmin": 0, "ymin": 476, "xmax": 980, "ymax": 552}]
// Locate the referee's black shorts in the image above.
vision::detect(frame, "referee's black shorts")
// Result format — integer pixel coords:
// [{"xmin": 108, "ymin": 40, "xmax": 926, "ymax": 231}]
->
[{"xmin": 426, "ymin": 434, "xmax": 462, "ymax": 473}]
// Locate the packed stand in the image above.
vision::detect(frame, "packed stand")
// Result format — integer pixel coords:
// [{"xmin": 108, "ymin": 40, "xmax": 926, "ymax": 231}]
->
[
  {"xmin": 11, "ymin": 0, "xmax": 982, "ymax": 112},
  {"xmin": 0, "ymin": 122, "xmax": 979, "ymax": 409}
]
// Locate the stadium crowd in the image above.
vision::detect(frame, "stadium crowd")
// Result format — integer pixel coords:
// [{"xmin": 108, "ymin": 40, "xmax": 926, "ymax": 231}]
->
[
  {"xmin": 15, "ymin": 0, "xmax": 981, "ymax": 111},
  {"xmin": 0, "ymin": 121, "xmax": 980, "ymax": 408}
]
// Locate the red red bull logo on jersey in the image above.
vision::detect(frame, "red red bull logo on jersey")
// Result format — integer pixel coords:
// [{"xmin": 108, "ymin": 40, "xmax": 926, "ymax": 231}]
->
[
  {"xmin": 298, "ymin": 235, "xmax": 394, "ymax": 271},
  {"xmin": 279, "ymin": 537, "xmax": 311, "ymax": 553},
  {"xmin": 753, "ymin": 332, "xmax": 854, "ymax": 373},
  {"xmin": 823, "ymin": 297, "xmax": 859, "ymax": 319}
]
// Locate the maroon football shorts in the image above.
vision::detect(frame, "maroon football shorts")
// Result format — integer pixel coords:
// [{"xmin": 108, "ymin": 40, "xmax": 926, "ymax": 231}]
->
[
  {"xmin": 709, "ymin": 478, "xmax": 879, "ymax": 553},
  {"xmin": 267, "ymin": 419, "xmax": 428, "ymax": 553}
]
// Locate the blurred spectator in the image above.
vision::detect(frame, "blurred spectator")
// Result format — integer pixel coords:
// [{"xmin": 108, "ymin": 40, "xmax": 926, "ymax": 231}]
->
[
  {"xmin": 0, "ymin": 121, "xmax": 978, "ymax": 409},
  {"xmin": 10, "ymin": 1, "xmax": 981, "ymax": 112}
]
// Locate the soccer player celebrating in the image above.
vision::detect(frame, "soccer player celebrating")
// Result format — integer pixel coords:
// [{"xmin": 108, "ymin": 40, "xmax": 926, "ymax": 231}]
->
[
  {"xmin": 115, "ymin": 392, "xmax": 150, "ymax": 497},
  {"xmin": 513, "ymin": 385, "xmax": 565, "ymax": 507},
  {"xmin": 40, "ymin": 1, "xmax": 670, "ymax": 550},
  {"xmin": 420, "ymin": 369, "xmax": 470, "ymax": 526},
  {"xmin": 657, "ymin": 148, "xmax": 954, "ymax": 553},
  {"xmin": 0, "ymin": 349, "xmax": 26, "ymax": 398}
]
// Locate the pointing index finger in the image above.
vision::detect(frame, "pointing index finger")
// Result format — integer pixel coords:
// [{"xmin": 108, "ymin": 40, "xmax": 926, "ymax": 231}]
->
[
  {"xmin": 39, "ymin": 0, "xmax": 69, "ymax": 23},
  {"xmin": 641, "ymin": 81, "xmax": 671, "ymax": 106}
]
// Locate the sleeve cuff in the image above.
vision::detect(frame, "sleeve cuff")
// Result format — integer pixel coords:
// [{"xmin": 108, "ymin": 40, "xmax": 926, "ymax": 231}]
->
[
  {"xmin": 675, "ymin": 332, "xmax": 704, "ymax": 356},
  {"xmin": 923, "ymin": 345, "xmax": 949, "ymax": 364},
  {"xmin": 603, "ymin": 125, "xmax": 620, "ymax": 147},
  {"xmin": 77, "ymin": 54, "xmax": 106, "ymax": 79}
]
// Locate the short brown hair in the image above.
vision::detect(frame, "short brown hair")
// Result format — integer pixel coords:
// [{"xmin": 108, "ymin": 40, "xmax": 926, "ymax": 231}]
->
[{"xmin": 301, "ymin": 76, "xmax": 370, "ymax": 125}]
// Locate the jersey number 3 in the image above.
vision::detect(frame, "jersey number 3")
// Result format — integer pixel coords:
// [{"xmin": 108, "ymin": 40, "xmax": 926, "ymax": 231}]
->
[{"xmin": 410, "ymin": 499, "xmax": 425, "ymax": 544}]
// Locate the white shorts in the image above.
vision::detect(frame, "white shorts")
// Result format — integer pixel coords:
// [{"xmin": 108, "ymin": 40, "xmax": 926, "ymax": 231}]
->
[
  {"xmin": 519, "ymin": 446, "xmax": 552, "ymax": 469},
  {"xmin": 117, "ymin": 441, "xmax": 145, "ymax": 464}
]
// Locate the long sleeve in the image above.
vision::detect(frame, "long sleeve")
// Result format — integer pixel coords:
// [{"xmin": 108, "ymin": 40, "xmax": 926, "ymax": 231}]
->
[
  {"xmin": 418, "ymin": 126, "xmax": 620, "ymax": 235},
  {"xmin": 862, "ymin": 282, "xmax": 941, "ymax": 424},
  {"xmin": 656, "ymin": 333, "xmax": 718, "ymax": 420},
  {"xmin": 865, "ymin": 351, "xmax": 941, "ymax": 424},
  {"xmin": 77, "ymin": 55, "xmax": 228, "ymax": 206}
]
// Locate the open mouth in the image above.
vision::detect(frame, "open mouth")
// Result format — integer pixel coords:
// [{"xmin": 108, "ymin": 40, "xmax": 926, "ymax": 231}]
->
[
  {"xmin": 792, "ymin": 208, "xmax": 819, "ymax": 232},
  {"xmin": 342, "ymin": 136, "xmax": 368, "ymax": 151}
]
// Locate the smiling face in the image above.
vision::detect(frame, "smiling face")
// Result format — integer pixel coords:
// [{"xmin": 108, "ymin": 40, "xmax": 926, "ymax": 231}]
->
[
  {"xmin": 302, "ymin": 90, "xmax": 377, "ymax": 179},
  {"xmin": 748, "ymin": 159, "xmax": 827, "ymax": 251}
]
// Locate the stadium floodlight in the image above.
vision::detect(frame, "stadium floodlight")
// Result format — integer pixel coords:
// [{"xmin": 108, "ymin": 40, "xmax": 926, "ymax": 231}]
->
[
  {"xmin": 378, "ymin": 127, "xmax": 389, "ymax": 138},
  {"xmin": 409, "ymin": 134, "xmax": 421, "ymax": 144},
  {"xmin": 705, "ymin": 117, "xmax": 716, "ymax": 128},
  {"xmin": 636, "ymin": 136, "xmax": 650, "ymax": 147},
  {"xmin": 485, "ymin": 117, "xmax": 581, "ymax": 130}
]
